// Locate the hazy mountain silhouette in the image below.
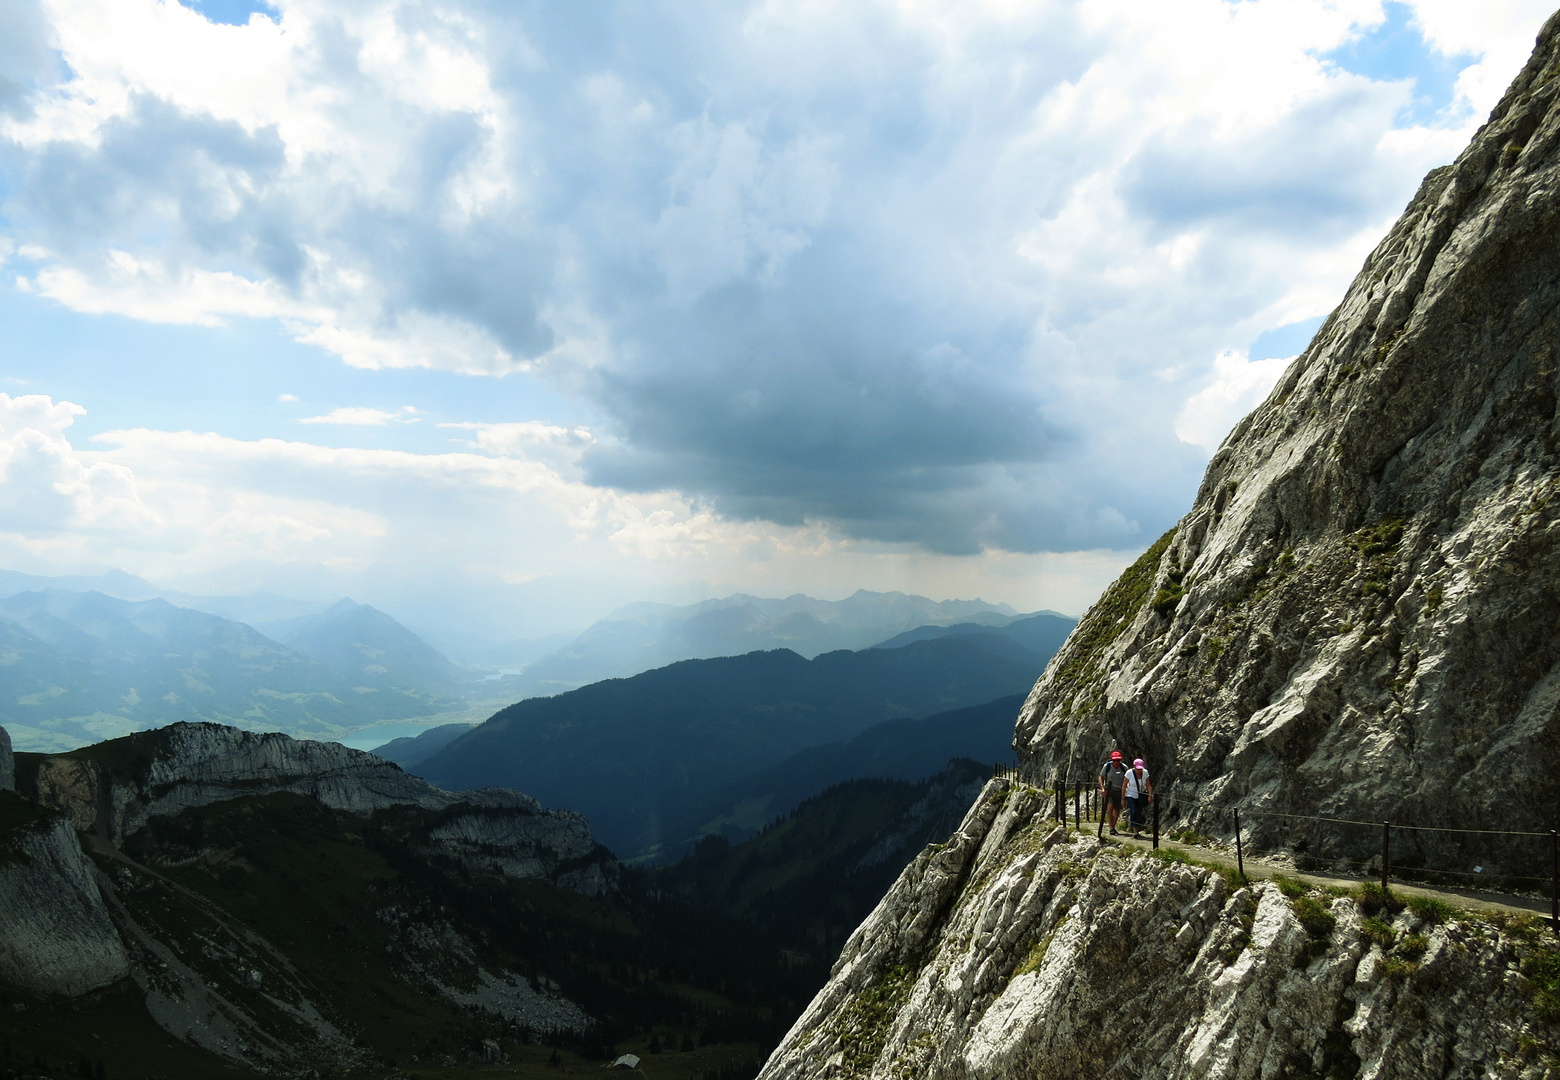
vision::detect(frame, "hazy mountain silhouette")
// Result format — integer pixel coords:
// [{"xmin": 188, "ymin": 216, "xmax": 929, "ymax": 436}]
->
[
  {"xmin": 870, "ymin": 611, "xmax": 1076, "ymax": 656},
  {"xmin": 416, "ymin": 634, "xmax": 1045, "ymax": 859},
  {"xmin": 503, "ymin": 590, "xmax": 1025, "ymax": 698},
  {"xmin": 268, "ymin": 598, "xmax": 469, "ymax": 692},
  {"xmin": 0, "ymin": 590, "xmax": 459, "ymax": 752},
  {"xmin": 669, "ymin": 694, "xmax": 1023, "ymax": 852}
]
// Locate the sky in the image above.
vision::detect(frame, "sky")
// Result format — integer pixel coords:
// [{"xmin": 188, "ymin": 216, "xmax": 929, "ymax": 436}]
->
[{"xmin": 0, "ymin": 0, "xmax": 1552, "ymax": 649}]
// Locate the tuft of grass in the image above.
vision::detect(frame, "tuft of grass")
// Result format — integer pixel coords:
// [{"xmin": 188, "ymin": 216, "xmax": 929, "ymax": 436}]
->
[
  {"xmin": 1167, "ymin": 828, "xmax": 1212, "ymax": 846},
  {"xmin": 1353, "ymin": 882, "xmax": 1403, "ymax": 917},
  {"xmin": 1523, "ymin": 947, "xmax": 1560, "ymax": 1021},
  {"xmin": 1272, "ymin": 875, "xmax": 1309, "ymax": 899},
  {"xmin": 1395, "ymin": 934, "xmax": 1429, "ymax": 962},
  {"xmin": 1294, "ymin": 938, "xmax": 1330, "ymax": 968},
  {"xmin": 1405, "ymin": 894, "xmax": 1457, "ymax": 925},
  {"xmin": 1381, "ymin": 957, "xmax": 1419, "ymax": 983},
  {"xmin": 1360, "ymin": 918, "xmax": 1395, "ymax": 948},
  {"xmin": 1290, "ymin": 895, "xmax": 1337, "ymax": 940}
]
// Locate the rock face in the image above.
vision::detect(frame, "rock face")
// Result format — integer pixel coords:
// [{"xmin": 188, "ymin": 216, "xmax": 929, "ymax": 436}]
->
[
  {"xmin": 0, "ymin": 726, "xmax": 13, "ymax": 792},
  {"xmin": 1014, "ymin": 13, "xmax": 1560, "ymax": 870},
  {"xmin": 17, "ymin": 722, "xmax": 619, "ymax": 893},
  {"xmin": 28, "ymin": 722, "xmax": 534, "ymax": 840},
  {"xmin": 0, "ymin": 813, "xmax": 129, "ymax": 997},
  {"xmin": 1, "ymin": 720, "xmax": 616, "ymax": 1070},
  {"xmin": 759, "ymin": 780, "xmax": 1557, "ymax": 1080}
]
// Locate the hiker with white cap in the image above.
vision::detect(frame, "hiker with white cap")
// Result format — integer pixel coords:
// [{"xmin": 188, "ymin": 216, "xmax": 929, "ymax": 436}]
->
[
  {"xmin": 1125, "ymin": 757, "xmax": 1153, "ymax": 837},
  {"xmin": 1098, "ymin": 751, "xmax": 1129, "ymax": 836}
]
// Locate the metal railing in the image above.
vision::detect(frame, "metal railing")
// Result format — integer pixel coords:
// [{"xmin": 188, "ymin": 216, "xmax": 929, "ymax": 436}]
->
[{"xmin": 988, "ymin": 765, "xmax": 1559, "ymax": 930}]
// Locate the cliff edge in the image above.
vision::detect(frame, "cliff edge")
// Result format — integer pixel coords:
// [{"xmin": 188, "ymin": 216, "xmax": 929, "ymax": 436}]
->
[
  {"xmin": 758, "ymin": 780, "xmax": 1558, "ymax": 1080},
  {"xmin": 1015, "ymin": 11, "xmax": 1560, "ymax": 868}
]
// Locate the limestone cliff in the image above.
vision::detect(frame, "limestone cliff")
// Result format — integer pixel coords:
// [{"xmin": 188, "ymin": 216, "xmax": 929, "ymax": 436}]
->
[
  {"xmin": 0, "ymin": 809, "xmax": 129, "ymax": 998},
  {"xmin": 759, "ymin": 780, "xmax": 1558, "ymax": 1080},
  {"xmin": 0, "ymin": 725, "xmax": 13, "ymax": 792},
  {"xmin": 1014, "ymin": 11, "xmax": 1560, "ymax": 868},
  {"xmin": 18, "ymin": 721, "xmax": 616, "ymax": 894},
  {"xmin": 0, "ymin": 721, "xmax": 617, "ymax": 1072}
]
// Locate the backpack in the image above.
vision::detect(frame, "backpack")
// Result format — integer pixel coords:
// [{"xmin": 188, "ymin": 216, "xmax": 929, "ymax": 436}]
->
[{"xmin": 1101, "ymin": 761, "xmax": 1126, "ymax": 793}]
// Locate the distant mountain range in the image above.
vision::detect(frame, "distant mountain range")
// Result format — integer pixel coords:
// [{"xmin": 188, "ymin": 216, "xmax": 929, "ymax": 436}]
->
[
  {"xmin": 674, "ymin": 693, "xmax": 1024, "ymax": 849},
  {"xmin": 414, "ymin": 633, "xmax": 1057, "ymax": 860},
  {"xmin": 0, "ymin": 590, "xmax": 481, "ymax": 752},
  {"xmin": 497, "ymin": 590, "xmax": 1033, "ymax": 697}
]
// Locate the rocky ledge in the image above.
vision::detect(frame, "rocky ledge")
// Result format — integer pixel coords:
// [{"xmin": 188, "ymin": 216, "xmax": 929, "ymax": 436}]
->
[{"xmin": 760, "ymin": 780, "xmax": 1559, "ymax": 1080}]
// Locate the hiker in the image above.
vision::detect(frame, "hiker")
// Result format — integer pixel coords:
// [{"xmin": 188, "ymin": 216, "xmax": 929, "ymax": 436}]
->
[
  {"xmin": 1098, "ymin": 751, "xmax": 1129, "ymax": 835},
  {"xmin": 1125, "ymin": 757, "xmax": 1153, "ymax": 836}
]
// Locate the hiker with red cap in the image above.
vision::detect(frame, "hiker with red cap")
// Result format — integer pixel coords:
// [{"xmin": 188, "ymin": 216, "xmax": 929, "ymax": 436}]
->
[
  {"xmin": 1125, "ymin": 757, "xmax": 1154, "ymax": 837},
  {"xmin": 1098, "ymin": 750, "xmax": 1129, "ymax": 836}
]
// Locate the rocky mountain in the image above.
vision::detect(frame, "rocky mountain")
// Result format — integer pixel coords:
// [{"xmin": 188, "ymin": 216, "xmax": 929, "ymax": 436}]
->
[
  {"xmin": 1008, "ymin": 12, "xmax": 1560, "ymax": 876},
  {"xmin": 757, "ymin": 778, "xmax": 1557, "ymax": 1080},
  {"xmin": 503, "ymin": 591, "xmax": 1024, "ymax": 698},
  {"xmin": 0, "ymin": 722, "xmax": 810, "ymax": 1078},
  {"xmin": 756, "ymin": 19, "xmax": 1560, "ymax": 1080},
  {"xmin": 417, "ymin": 634, "xmax": 1047, "ymax": 860},
  {"xmin": 0, "ymin": 590, "xmax": 465, "ymax": 753}
]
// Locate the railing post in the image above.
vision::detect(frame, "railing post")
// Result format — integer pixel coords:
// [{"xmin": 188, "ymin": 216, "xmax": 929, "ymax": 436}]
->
[
  {"xmin": 1381, "ymin": 820, "xmax": 1390, "ymax": 892},
  {"xmin": 1234, "ymin": 808, "xmax": 1245, "ymax": 881},
  {"xmin": 1073, "ymin": 782, "xmax": 1080, "ymax": 831},
  {"xmin": 1551, "ymin": 830, "xmax": 1557, "ymax": 934},
  {"xmin": 1152, "ymin": 793, "xmax": 1159, "ymax": 850}
]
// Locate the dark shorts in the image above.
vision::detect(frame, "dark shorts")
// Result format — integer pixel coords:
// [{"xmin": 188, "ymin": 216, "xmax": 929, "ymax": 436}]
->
[{"xmin": 1103, "ymin": 790, "xmax": 1123, "ymax": 810}]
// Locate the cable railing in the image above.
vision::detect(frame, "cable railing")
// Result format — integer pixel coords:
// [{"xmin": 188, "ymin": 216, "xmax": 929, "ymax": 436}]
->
[{"xmin": 988, "ymin": 764, "xmax": 1560, "ymax": 930}]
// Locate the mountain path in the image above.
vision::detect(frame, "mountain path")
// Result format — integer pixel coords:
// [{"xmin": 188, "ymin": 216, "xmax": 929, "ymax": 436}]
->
[{"xmin": 1058, "ymin": 821, "xmax": 1553, "ymax": 920}]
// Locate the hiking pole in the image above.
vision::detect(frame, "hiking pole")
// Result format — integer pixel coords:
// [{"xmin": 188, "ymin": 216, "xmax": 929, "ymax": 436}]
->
[
  {"xmin": 1234, "ymin": 808, "xmax": 1245, "ymax": 882},
  {"xmin": 1381, "ymin": 821, "xmax": 1390, "ymax": 892},
  {"xmin": 1551, "ymin": 830, "xmax": 1558, "ymax": 934}
]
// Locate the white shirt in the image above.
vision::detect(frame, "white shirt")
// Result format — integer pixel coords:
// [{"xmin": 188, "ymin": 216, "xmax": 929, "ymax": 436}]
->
[{"xmin": 1125, "ymin": 766, "xmax": 1150, "ymax": 798}]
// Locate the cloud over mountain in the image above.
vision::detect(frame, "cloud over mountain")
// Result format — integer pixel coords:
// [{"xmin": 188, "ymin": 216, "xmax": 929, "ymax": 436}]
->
[{"xmin": 0, "ymin": 0, "xmax": 1551, "ymax": 604}]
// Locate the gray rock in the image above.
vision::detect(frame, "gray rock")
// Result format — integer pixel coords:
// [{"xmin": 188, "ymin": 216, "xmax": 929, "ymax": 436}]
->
[
  {"xmin": 1014, "ymin": 10, "xmax": 1560, "ymax": 872},
  {"xmin": 0, "ymin": 726, "xmax": 12, "ymax": 792},
  {"xmin": 0, "ymin": 815, "xmax": 129, "ymax": 997},
  {"xmin": 28, "ymin": 722, "xmax": 610, "ymax": 893},
  {"xmin": 759, "ymin": 780, "xmax": 1558, "ymax": 1080}
]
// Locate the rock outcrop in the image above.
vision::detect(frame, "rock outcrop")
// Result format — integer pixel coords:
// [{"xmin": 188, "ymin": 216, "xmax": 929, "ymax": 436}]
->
[
  {"xmin": 0, "ymin": 720, "xmax": 616, "ymax": 1071},
  {"xmin": 0, "ymin": 811, "xmax": 129, "ymax": 997},
  {"xmin": 1014, "ymin": 12, "xmax": 1560, "ymax": 871},
  {"xmin": 760, "ymin": 780, "xmax": 1558, "ymax": 1080},
  {"xmin": 27, "ymin": 722, "xmax": 531, "ymax": 839},
  {"xmin": 0, "ymin": 726, "xmax": 12, "ymax": 792},
  {"xmin": 16, "ymin": 721, "xmax": 621, "ymax": 892}
]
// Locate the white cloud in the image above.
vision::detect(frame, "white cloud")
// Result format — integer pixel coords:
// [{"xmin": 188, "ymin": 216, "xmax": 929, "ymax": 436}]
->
[
  {"xmin": 0, "ymin": 393, "xmax": 1137, "ymax": 633},
  {"xmin": 0, "ymin": 0, "xmax": 1550, "ymax": 562},
  {"xmin": 277, "ymin": 393, "xmax": 299, "ymax": 402},
  {"xmin": 298, "ymin": 406, "xmax": 418, "ymax": 426},
  {"xmin": 1175, "ymin": 350, "xmax": 1293, "ymax": 453}
]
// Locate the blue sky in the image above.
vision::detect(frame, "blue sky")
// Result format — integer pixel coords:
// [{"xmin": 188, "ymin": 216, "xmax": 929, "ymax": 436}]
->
[{"xmin": 0, "ymin": 0, "xmax": 1549, "ymax": 646}]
